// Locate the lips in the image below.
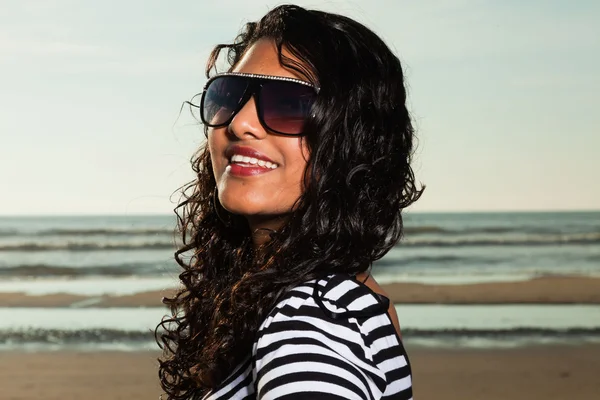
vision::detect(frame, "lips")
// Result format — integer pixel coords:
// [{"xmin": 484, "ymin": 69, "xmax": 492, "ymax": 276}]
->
[
  {"xmin": 224, "ymin": 144, "xmax": 278, "ymax": 177},
  {"xmin": 225, "ymin": 145, "xmax": 276, "ymax": 165}
]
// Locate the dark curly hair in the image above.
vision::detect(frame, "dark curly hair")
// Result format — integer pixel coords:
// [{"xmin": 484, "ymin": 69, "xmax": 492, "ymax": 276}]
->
[{"xmin": 155, "ymin": 4, "xmax": 424, "ymax": 399}]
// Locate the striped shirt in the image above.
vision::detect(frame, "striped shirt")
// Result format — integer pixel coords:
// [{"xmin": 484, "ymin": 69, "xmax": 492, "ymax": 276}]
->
[{"xmin": 200, "ymin": 273, "xmax": 413, "ymax": 399}]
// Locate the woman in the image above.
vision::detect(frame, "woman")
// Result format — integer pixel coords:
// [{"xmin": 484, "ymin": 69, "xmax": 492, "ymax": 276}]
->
[{"xmin": 156, "ymin": 4, "xmax": 423, "ymax": 399}]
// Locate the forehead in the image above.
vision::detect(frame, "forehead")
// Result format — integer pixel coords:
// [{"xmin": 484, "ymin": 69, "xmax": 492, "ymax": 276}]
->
[{"xmin": 232, "ymin": 38, "xmax": 304, "ymax": 80}]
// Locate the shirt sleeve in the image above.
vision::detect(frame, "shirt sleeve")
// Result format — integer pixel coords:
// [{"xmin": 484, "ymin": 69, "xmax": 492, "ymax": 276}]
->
[{"xmin": 253, "ymin": 302, "xmax": 388, "ymax": 400}]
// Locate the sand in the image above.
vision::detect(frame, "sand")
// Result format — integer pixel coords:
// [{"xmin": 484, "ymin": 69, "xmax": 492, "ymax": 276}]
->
[
  {"xmin": 2, "ymin": 275, "xmax": 600, "ymax": 308},
  {"xmin": 1, "ymin": 344, "xmax": 599, "ymax": 400},
  {"xmin": 410, "ymin": 344, "xmax": 600, "ymax": 400},
  {"xmin": 381, "ymin": 274, "xmax": 600, "ymax": 304}
]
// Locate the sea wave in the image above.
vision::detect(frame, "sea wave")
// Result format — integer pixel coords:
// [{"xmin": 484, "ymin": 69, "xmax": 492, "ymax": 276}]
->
[
  {"xmin": 401, "ymin": 233, "xmax": 600, "ymax": 247},
  {"xmin": 0, "ymin": 263, "xmax": 168, "ymax": 277},
  {"xmin": 2, "ymin": 327, "xmax": 599, "ymax": 345},
  {"xmin": 404, "ymin": 226, "xmax": 596, "ymax": 236},
  {"xmin": 403, "ymin": 327, "xmax": 600, "ymax": 337},
  {"xmin": 0, "ymin": 241, "xmax": 176, "ymax": 252},
  {"xmin": 0, "ymin": 328, "xmax": 154, "ymax": 344},
  {"xmin": 0, "ymin": 228, "xmax": 175, "ymax": 237},
  {"xmin": 403, "ymin": 226, "xmax": 526, "ymax": 235},
  {"xmin": 587, "ymin": 254, "xmax": 600, "ymax": 262},
  {"xmin": 3, "ymin": 225, "xmax": 595, "ymax": 238},
  {"xmin": 36, "ymin": 228, "xmax": 176, "ymax": 237},
  {"xmin": 403, "ymin": 226, "xmax": 449, "ymax": 234},
  {"xmin": 374, "ymin": 255, "xmax": 497, "ymax": 267},
  {"xmin": 2, "ymin": 232, "xmax": 598, "ymax": 252}
]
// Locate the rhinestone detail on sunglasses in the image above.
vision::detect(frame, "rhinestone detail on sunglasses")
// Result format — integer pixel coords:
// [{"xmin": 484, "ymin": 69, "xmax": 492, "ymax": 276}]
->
[{"xmin": 201, "ymin": 72, "xmax": 319, "ymax": 92}]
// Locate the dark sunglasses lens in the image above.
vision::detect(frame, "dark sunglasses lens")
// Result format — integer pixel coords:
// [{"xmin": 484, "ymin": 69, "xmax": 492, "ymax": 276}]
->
[
  {"xmin": 202, "ymin": 77, "xmax": 248, "ymax": 126},
  {"xmin": 260, "ymin": 81, "xmax": 315, "ymax": 134}
]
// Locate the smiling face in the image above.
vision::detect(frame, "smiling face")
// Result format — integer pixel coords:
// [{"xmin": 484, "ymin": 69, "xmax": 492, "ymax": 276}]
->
[{"xmin": 207, "ymin": 39, "xmax": 311, "ymax": 232}]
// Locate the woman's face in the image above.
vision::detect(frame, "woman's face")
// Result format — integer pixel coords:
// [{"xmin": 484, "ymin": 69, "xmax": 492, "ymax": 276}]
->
[{"xmin": 208, "ymin": 39, "xmax": 310, "ymax": 230}]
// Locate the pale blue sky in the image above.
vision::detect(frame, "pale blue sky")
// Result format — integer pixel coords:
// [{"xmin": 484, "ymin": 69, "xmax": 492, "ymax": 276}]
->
[{"xmin": 1, "ymin": 0, "xmax": 598, "ymax": 215}]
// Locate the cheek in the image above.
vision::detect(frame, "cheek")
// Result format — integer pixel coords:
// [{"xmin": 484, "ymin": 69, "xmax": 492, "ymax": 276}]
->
[
  {"xmin": 285, "ymin": 139, "xmax": 310, "ymax": 186},
  {"xmin": 276, "ymin": 142, "xmax": 309, "ymax": 207}
]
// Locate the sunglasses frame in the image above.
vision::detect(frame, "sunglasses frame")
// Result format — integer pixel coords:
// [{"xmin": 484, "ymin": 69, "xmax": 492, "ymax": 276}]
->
[{"xmin": 199, "ymin": 72, "xmax": 319, "ymax": 136}]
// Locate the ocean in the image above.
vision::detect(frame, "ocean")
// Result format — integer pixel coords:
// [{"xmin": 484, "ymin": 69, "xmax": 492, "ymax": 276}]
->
[{"xmin": 1, "ymin": 211, "xmax": 599, "ymax": 351}]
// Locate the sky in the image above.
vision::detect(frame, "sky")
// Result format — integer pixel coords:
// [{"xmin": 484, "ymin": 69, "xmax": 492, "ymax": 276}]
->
[{"xmin": 0, "ymin": 0, "xmax": 598, "ymax": 215}]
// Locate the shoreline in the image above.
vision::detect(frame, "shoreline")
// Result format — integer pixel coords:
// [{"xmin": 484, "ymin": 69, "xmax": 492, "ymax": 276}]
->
[
  {"xmin": 2, "ymin": 275, "xmax": 600, "ymax": 307},
  {"xmin": 1, "ymin": 344, "xmax": 599, "ymax": 400}
]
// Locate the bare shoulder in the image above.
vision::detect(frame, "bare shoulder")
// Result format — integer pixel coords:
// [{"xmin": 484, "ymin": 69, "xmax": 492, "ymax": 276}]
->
[{"xmin": 356, "ymin": 272, "xmax": 403, "ymax": 339}]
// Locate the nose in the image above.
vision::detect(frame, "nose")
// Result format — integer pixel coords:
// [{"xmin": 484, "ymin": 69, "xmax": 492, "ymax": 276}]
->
[{"xmin": 228, "ymin": 96, "xmax": 268, "ymax": 140}]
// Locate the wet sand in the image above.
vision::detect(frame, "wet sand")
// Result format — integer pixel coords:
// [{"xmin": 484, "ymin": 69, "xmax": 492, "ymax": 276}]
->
[
  {"xmin": 2, "ymin": 275, "xmax": 600, "ymax": 307},
  {"xmin": 381, "ymin": 274, "xmax": 600, "ymax": 304},
  {"xmin": 1, "ymin": 344, "xmax": 599, "ymax": 400}
]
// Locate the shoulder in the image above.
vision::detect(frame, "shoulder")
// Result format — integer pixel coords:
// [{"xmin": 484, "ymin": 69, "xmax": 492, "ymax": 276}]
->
[
  {"xmin": 262, "ymin": 273, "xmax": 391, "ymax": 321},
  {"xmin": 255, "ymin": 273, "xmax": 391, "ymax": 349},
  {"xmin": 251, "ymin": 274, "xmax": 409, "ymax": 399}
]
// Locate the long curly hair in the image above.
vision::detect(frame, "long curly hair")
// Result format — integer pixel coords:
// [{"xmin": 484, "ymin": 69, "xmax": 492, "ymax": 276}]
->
[{"xmin": 155, "ymin": 4, "xmax": 424, "ymax": 399}]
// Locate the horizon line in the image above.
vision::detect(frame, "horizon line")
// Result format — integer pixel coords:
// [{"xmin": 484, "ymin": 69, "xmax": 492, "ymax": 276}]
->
[{"xmin": 1, "ymin": 209, "xmax": 599, "ymax": 218}]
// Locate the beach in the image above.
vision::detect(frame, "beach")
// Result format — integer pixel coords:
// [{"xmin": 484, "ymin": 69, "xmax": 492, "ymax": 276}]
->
[
  {"xmin": 2, "ymin": 213, "xmax": 599, "ymax": 399},
  {"xmin": 2, "ymin": 344, "xmax": 599, "ymax": 400},
  {"xmin": 2, "ymin": 275, "xmax": 599, "ymax": 308},
  {"xmin": 2, "ymin": 275, "xmax": 599, "ymax": 399}
]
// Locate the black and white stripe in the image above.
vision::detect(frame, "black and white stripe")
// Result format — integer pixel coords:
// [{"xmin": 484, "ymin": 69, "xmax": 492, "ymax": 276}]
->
[{"xmin": 201, "ymin": 274, "xmax": 413, "ymax": 399}]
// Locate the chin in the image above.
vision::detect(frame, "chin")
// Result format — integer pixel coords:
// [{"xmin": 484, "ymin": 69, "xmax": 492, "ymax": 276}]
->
[
  {"xmin": 222, "ymin": 203, "xmax": 265, "ymax": 217},
  {"xmin": 219, "ymin": 191, "xmax": 267, "ymax": 216}
]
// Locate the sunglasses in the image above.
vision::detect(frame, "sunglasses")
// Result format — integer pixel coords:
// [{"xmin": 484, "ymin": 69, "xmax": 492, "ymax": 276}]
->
[{"xmin": 198, "ymin": 72, "xmax": 319, "ymax": 136}]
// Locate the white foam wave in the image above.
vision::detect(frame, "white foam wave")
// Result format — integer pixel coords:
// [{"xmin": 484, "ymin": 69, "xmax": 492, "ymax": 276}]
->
[
  {"xmin": 0, "ymin": 277, "xmax": 179, "ymax": 296},
  {"xmin": 1, "ymin": 305, "xmax": 598, "ymax": 332}
]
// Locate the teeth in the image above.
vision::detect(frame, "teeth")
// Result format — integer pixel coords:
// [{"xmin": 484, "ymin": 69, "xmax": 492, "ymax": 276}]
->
[{"xmin": 230, "ymin": 154, "xmax": 278, "ymax": 169}]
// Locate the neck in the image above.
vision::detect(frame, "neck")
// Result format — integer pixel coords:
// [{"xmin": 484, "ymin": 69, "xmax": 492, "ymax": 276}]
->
[{"xmin": 246, "ymin": 215, "xmax": 287, "ymax": 248}]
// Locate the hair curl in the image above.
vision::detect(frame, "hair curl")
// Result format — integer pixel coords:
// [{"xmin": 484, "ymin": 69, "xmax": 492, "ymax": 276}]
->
[{"xmin": 155, "ymin": 4, "xmax": 424, "ymax": 399}]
